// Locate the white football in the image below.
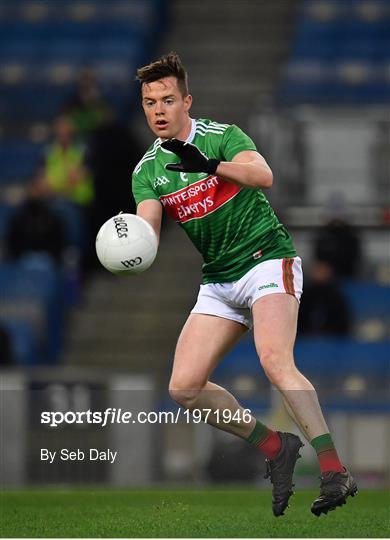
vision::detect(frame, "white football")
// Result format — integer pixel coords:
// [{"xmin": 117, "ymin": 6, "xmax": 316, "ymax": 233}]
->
[{"xmin": 95, "ymin": 213, "xmax": 158, "ymax": 276}]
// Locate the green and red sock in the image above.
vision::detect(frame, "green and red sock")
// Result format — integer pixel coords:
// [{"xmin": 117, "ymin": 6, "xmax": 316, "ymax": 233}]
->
[
  {"xmin": 311, "ymin": 433, "xmax": 344, "ymax": 473},
  {"xmin": 247, "ymin": 420, "xmax": 281, "ymax": 460}
]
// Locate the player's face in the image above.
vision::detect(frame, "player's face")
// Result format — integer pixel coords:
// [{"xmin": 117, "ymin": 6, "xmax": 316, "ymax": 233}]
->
[{"xmin": 141, "ymin": 76, "xmax": 192, "ymax": 140}]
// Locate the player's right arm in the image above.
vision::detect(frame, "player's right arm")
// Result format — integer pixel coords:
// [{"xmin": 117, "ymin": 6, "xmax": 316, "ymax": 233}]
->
[
  {"xmin": 137, "ymin": 199, "xmax": 162, "ymax": 243},
  {"xmin": 132, "ymin": 150, "xmax": 163, "ymax": 243}
]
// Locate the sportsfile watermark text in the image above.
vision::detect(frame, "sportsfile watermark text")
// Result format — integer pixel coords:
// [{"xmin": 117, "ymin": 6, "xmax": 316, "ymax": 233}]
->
[{"xmin": 41, "ymin": 408, "xmax": 253, "ymax": 427}]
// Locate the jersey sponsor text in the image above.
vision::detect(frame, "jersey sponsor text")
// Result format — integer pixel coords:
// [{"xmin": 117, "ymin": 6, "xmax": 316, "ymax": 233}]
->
[{"xmin": 159, "ymin": 176, "xmax": 240, "ymax": 223}]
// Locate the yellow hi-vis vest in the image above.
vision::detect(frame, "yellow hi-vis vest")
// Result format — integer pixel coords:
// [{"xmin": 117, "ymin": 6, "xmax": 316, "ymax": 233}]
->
[{"xmin": 45, "ymin": 143, "xmax": 94, "ymax": 205}]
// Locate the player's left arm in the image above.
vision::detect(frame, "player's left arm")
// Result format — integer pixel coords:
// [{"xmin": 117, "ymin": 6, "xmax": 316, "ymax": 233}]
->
[
  {"xmin": 161, "ymin": 139, "xmax": 272, "ymax": 189},
  {"xmin": 215, "ymin": 150, "xmax": 273, "ymax": 189}
]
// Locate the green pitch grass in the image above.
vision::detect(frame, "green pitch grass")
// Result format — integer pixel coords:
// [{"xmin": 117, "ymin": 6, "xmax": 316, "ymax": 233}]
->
[{"xmin": 0, "ymin": 489, "xmax": 389, "ymax": 538}]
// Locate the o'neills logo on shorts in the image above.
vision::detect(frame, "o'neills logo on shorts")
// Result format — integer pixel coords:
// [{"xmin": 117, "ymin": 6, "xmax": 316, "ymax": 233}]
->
[{"xmin": 159, "ymin": 176, "xmax": 240, "ymax": 223}]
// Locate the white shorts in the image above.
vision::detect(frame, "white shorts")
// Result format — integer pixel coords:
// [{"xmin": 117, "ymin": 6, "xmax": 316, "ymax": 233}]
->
[{"xmin": 191, "ymin": 257, "xmax": 303, "ymax": 329}]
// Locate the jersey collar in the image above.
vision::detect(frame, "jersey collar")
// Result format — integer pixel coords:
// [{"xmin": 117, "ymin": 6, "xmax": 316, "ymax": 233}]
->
[{"xmin": 186, "ymin": 118, "xmax": 196, "ymax": 143}]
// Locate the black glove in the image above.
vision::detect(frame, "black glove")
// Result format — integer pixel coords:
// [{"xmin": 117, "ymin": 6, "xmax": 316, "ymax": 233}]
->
[{"xmin": 161, "ymin": 138, "xmax": 220, "ymax": 174}]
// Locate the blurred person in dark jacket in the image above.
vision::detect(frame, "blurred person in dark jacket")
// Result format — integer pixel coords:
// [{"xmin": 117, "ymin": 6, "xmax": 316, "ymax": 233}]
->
[
  {"xmin": 298, "ymin": 260, "xmax": 351, "ymax": 336},
  {"xmin": 314, "ymin": 195, "xmax": 362, "ymax": 279},
  {"xmin": 0, "ymin": 324, "xmax": 14, "ymax": 365},
  {"xmin": 87, "ymin": 108, "xmax": 143, "ymax": 231},
  {"xmin": 4, "ymin": 183, "xmax": 67, "ymax": 265},
  {"xmin": 63, "ymin": 68, "xmax": 110, "ymax": 136}
]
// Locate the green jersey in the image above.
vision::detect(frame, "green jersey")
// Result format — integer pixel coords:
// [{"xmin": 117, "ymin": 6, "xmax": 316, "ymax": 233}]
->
[{"xmin": 132, "ymin": 118, "xmax": 296, "ymax": 283}]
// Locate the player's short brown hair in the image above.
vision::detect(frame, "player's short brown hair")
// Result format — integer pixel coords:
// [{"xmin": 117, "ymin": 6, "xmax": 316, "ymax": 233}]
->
[{"xmin": 136, "ymin": 52, "xmax": 189, "ymax": 97}]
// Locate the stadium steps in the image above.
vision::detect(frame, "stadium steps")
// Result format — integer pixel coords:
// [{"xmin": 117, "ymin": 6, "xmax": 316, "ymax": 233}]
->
[
  {"xmin": 157, "ymin": 0, "xmax": 297, "ymax": 126},
  {"xmin": 63, "ymin": 222, "xmax": 202, "ymax": 371}
]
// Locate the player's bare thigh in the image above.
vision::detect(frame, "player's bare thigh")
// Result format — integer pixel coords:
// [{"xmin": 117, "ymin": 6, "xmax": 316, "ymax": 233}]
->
[
  {"xmin": 252, "ymin": 293, "xmax": 299, "ymax": 382},
  {"xmin": 170, "ymin": 313, "xmax": 247, "ymax": 391}
]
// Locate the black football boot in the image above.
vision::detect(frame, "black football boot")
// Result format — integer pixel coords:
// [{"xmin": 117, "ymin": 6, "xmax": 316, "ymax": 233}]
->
[
  {"xmin": 311, "ymin": 468, "xmax": 357, "ymax": 516},
  {"xmin": 264, "ymin": 432, "xmax": 304, "ymax": 517}
]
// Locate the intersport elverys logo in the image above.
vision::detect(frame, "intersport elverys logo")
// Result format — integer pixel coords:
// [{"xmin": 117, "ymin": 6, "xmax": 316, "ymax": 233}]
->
[{"xmin": 159, "ymin": 176, "xmax": 240, "ymax": 223}]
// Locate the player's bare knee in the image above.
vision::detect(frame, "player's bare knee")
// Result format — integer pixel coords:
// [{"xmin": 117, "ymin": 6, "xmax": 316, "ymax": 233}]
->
[
  {"xmin": 168, "ymin": 385, "xmax": 201, "ymax": 409},
  {"xmin": 259, "ymin": 348, "xmax": 294, "ymax": 385}
]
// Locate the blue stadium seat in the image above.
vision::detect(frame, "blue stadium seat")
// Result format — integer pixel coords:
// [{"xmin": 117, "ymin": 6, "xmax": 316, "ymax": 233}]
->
[
  {"xmin": 0, "ymin": 202, "xmax": 18, "ymax": 238},
  {"xmin": 341, "ymin": 281, "xmax": 390, "ymax": 320},
  {"xmin": 2, "ymin": 319, "xmax": 39, "ymax": 364},
  {"xmin": 0, "ymin": 140, "xmax": 44, "ymax": 181},
  {"xmin": 0, "ymin": 256, "xmax": 64, "ymax": 362},
  {"xmin": 0, "ymin": 38, "xmax": 40, "ymax": 60},
  {"xmin": 0, "ymin": 84, "xmax": 73, "ymax": 121},
  {"xmin": 41, "ymin": 39, "xmax": 90, "ymax": 61},
  {"xmin": 49, "ymin": 199, "xmax": 87, "ymax": 250},
  {"xmin": 291, "ymin": 40, "xmax": 338, "ymax": 61},
  {"xmin": 93, "ymin": 38, "xmax": 140, "ymax": 61},
  {"xmin": 338, "ymin": 38, "xmax": 377, "ymax": 60},
  {"xmin": 280, "ymin": 0, "xmax": 390, "ymax": 104}
]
